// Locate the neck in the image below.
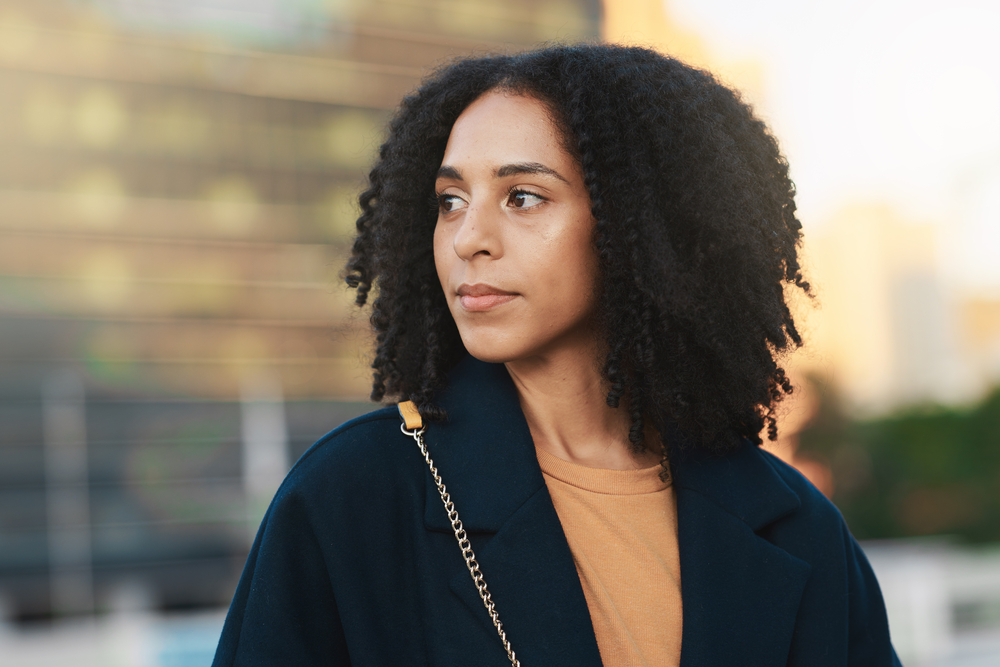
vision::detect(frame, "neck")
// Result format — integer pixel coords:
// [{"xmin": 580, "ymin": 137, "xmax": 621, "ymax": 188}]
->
[{"xmin": 505, "ymin": 345, "xmax": 661, "ymax": 471}]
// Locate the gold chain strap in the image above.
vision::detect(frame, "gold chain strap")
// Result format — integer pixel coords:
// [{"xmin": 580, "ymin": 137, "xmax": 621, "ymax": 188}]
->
[{"xmin": 398, "ymin": 402, "xmax": 521, "ymax": 667}]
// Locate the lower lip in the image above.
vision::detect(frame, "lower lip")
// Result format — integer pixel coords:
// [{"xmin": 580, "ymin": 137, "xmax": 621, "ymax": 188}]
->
[{"xmin": 459, "ymin": 293, "xmax": 518, "ymax": 312}]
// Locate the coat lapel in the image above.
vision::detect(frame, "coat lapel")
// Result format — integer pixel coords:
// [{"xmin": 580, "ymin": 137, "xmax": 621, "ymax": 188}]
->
[
  {"xmin": 423, "ymin": 357, "xmax": 604, "ymax": 666},
  {"xmin": 422, "ymin": 356, "xmax": 812, "ymax": 666},
  {"xmin": 446, "ymin": 489, "xmax": 604, "ymax": 665},
  {"xmin": 672, "ymin": 440, "xmax": 812, "ymax": 667}
]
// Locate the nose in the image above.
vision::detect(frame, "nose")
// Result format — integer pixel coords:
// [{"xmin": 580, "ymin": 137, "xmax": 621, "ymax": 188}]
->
[{"xmin": 451, "ymin": 201, "xmax": 502, "ymax": 261}]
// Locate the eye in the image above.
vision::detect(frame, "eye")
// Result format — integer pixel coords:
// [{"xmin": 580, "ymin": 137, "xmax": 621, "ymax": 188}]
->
[
  {"xmin": 507, "ymin": 188, "xmax": 546, "ymax": 209},
  {"xmin": 437, "ymin": 193, "xmax": 467, "ymax": 213}
]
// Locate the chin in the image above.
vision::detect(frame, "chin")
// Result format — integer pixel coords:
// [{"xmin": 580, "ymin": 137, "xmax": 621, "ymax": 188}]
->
[
  {"xmin": 463, "ymin": 345, "xmax": 517, "ymax": 365},
  {"xmin": 458, "ymin": 332, "xmax": 525, "ymax": 365}
]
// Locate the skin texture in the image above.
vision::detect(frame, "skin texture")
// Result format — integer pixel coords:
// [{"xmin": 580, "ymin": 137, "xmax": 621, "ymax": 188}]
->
[{"xmin": 433, "ymin": 91, "xmax": 660, "ymax": 469}]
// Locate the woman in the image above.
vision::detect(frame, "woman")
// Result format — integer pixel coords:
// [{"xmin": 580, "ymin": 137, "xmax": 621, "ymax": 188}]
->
[{"xmin": 213, "ymin": 44, "xmax": 900, "ymax": 666}]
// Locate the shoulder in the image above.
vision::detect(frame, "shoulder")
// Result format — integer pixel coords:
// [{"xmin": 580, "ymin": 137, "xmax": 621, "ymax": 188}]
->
[
  {"xmin": 673, "ymin": 436, "xmax": 845, "ymax": 537},
  {"xmin": 267, "ymin": 405, "xmax": 426, "ymax": 524},
  {"xmin": 750, "ymin": 447, "xmax": 900, "ymax": 663},
  {"xmin": 292, "ymin": 405, "xmax": 407, "ymax": 478}
]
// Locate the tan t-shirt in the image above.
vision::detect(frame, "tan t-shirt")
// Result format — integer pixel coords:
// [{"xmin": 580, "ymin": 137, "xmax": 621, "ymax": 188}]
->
[{"xmin": 536, "ymin": 446, "xmax": 682, "ymax": 667}]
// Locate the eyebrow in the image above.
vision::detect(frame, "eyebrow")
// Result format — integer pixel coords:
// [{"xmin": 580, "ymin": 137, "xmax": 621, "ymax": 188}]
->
[
  {"xmin": 436, "ymin": 162, "xmax": 569, "ymax": 184},
  {"xmin": 436, "ymin": 165, "xmax": 463, "ymax": 181},
  {"xmin": 496, "ymin": 162, "xmax": 568, "ymax": 183}
]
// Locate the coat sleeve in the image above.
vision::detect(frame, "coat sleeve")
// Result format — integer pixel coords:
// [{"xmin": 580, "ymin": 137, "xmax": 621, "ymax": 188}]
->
[
  {"xmin": 212, "ymin": 485, "xmax": 352, "ymax": 666},
  {"xmin": 844, "ymin": 527, "xmax": 903, "ymax": 666}
]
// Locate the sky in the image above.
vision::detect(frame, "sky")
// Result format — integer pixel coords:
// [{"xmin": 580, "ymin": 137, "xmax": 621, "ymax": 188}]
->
[{"xmin": 669, "ymin": 0, "xmax": 1000, "ymax": 292}]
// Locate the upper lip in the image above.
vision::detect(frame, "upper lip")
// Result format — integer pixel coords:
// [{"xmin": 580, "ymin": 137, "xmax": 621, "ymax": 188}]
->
[{"xmin": 457, "ymin": 283, "xmax": 516, "ymax": 297}]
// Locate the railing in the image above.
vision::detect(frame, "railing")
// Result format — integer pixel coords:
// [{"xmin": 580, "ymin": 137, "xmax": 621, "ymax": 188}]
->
[{"xmin": 0, "ymin": 375, "xmax": 372, "ymax": 621}]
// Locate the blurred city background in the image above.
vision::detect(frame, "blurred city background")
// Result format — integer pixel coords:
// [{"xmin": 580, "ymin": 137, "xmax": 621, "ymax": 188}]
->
[{"xmin": 0, "ymin": 0, "xmax": 998, "ymax": 665}]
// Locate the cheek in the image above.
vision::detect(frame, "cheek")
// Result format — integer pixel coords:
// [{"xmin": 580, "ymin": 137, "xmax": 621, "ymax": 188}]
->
[
  {"xmin": 546, "ymin": 216, "xmax": 598, "ymax": 287},
  {"xmin": 515, "ymin": 220, "xmax": 598, "ymax": 319},
  {"xmin": 560, "ymin": 221, "xmax": 600, "ymax": 316},
  {"xmin": 432, "ymin": 222, "xmax": 451, "ymax": 288}
]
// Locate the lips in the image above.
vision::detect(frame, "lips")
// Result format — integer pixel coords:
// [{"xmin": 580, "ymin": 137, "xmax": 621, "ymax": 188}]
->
[{"xmin": 456, "ymin": 283, "xmax": 518, "ymax": 312}]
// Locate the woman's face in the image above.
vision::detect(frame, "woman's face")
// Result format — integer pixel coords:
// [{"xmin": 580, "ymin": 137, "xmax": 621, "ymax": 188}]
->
[{"xmin": 433, "ymin": 91, "xmax": 599, "ymax": 365}]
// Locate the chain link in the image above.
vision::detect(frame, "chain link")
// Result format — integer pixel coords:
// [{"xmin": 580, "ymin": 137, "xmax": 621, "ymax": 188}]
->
[{"xmin": 401, "ymin": 422, "xmax": 521, "ymax": 667}]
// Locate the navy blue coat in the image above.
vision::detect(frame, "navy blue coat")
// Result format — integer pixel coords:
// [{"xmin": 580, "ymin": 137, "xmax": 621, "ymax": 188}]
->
[{"xmin": 213, "ymin": 356, "xmax": 901, "ymax": 666}]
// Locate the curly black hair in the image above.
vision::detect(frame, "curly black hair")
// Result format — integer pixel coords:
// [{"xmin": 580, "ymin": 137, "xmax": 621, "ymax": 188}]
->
[{"xmin": 345, "ymin": 43, "xmax": 810, "ymax": 455}]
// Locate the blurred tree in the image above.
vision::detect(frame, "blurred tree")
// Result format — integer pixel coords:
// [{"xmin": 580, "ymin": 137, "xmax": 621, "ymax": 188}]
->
[{"xmin": 799, "ymin": 379, "xmax": 1000, "ymax": 543}]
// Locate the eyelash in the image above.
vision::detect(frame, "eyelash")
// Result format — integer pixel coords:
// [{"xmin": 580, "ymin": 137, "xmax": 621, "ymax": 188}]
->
[
  {"xmin": 434, "ymin": 192, "xmax": 462, "ymax": 213},
  {"xmin": 431, "ymin": 193, "xmax": 447, "ymax": 213},
  {"xmin": 432, "ymin": 188, "xmax": 547, "ymax": 213},
  {"xmin": 505, "ymin": 186, "xmax": 546, "ymax": 207}
]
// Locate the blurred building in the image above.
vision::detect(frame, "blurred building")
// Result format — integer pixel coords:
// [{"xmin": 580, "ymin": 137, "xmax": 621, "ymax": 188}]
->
[
  {"xmin": 796, "ymin": 203, "xmax": 1000, "ymax": 414},
  {"xmin": 959, "ymin": 297, "xmax": 1000, "ymax": 394},
  {"xmin": 0, "ymin": 0, "xmax": 600, "ymax": 621}
]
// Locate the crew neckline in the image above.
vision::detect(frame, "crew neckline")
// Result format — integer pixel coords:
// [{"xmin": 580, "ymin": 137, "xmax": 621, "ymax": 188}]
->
[{"xmin": 535, "ymin": 445, "xmax": 670, "ymax": 495}]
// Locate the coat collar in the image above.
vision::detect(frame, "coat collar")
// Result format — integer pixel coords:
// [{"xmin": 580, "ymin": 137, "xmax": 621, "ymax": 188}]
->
[
  {"xmin": 422, "ymin": 356, "xmax": 543, "ymax": 534},
  {"xmin": 423, "ymin": 356, "xmax": 602, "ymax": 665},
  {"xmin": 669, "ymin": 425, "xmax": 802, "ymax": 531},
  {"xmin": 669, "ymin": 436, "xmax": 812, "ymax": 665},
  {"xmin": 418, "ymin": 356, "xmax": 812, "ymax": 667}
]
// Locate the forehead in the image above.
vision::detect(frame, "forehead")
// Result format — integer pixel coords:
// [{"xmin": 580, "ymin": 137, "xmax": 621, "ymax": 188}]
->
[{"xmin": 441, "ymin": 91, "xmax": 570, "ymax": 170}]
